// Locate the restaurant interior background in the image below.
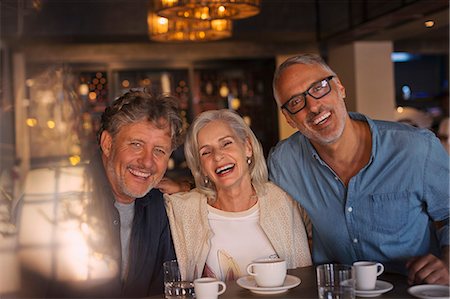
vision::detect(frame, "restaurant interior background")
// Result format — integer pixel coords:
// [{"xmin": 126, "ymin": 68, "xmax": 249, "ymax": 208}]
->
[{"xmin": 0, "ymin": 0, "xmax": 448, "ymax": 294}]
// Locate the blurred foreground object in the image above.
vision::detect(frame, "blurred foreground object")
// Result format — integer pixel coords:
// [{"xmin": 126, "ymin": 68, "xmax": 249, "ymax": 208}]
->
[{"xmin": 15, "ymin": 164, "xmax": 119, "ymax": 297}]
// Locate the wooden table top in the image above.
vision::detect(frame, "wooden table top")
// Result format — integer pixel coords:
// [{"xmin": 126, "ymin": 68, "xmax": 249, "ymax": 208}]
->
[{"xmin": 208, "ymin": 266, "xmax": 414, "ymax": 299}]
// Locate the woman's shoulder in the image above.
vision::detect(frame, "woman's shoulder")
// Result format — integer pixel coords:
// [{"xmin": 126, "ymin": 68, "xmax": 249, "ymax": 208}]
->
[
  {"xmin": 259, "ymin": 182, "xmax": 297, "ymax": 206},
  {"xmin": 164, "ymin": 189, "xmax": 207, "ymax": 208},
  {"xmin": 263, "ymin": 181, "xmax": 298, "ymax": 208},
  {"xmin": 263, "ymin": 181, "xmax": 289, "ymax": 198}
]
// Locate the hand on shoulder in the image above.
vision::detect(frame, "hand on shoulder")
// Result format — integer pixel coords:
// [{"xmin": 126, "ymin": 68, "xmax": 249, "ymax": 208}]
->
[{"xmin": 157, "ymin": 177, "xmax": 192, "ymax": 194}]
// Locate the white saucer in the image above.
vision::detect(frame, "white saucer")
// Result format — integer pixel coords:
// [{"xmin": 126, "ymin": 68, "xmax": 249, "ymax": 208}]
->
[
  {"xmin": 236, "ymin": 274, "xmax": 301, "ymax": 294},
  {"xmin": 355, "ymin": 280, "xmax": 393, "ymax": 297},
  {"xmin": 408, "ymin": 285, "xmax": 450, "ymax": 299}
]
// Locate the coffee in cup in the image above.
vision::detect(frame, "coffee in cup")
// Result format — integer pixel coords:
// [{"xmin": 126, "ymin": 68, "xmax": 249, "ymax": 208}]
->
[
  {"xmin": 353, "ymin": 261, "xmax": 384, "ymax": 290},
  {"xmin": 246, "ymin": 258, "xmax": 286, "ymax": 287}
]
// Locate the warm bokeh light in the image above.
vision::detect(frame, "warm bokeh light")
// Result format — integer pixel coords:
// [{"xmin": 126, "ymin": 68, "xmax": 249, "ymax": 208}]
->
[
  {"xmin": 155, "ymin": 0, "xmax": 261, "ymax": 20},
  {"xmin": 167, "ymin": 158, "xmax": 175, "ymax": 170},
  {"xmin": 122, "ymin": 80, "xmax": 130, "ymax": 88},
  {"xmin": 88, "ymin": 92, "xmax": 97, "ymax": 101},
  {"xmin": 69, "ymin": 155, "xmax": 81, "ymax": 166},
  {"xmin": 47, "ymin": 120, "xmax": 56, "ymax": 129},
  {"xmin": 78, "ymin": 84, "xmax": 89, "ymax": 95},
  {"xmin": 25, "ymin": 79, "xmax": 34, "ymax": 87},
  {"xmin": 424, "ymin": 20, "xmax": 434, "ymax": 28},
  {"xmin": 243, "ymin": 116, "xmax": 252, "ymax": 126},
  {"xmin": 231, "ymin": 98, "xmax": 241, "ymax": 110},
  {"xmin": 219, "ymin": 84, "xmax": 229, "ymax": 97},
  {"xmin": 26, "ymin": 118, "xmax": 38, "ymax": 127},
  {"xmin": 148, "ymin": 12, "xmax": 232, "ymax": 42},
  {"xmin": 211, "ymin": 19, "xmax": 229, "ymax": 31}
]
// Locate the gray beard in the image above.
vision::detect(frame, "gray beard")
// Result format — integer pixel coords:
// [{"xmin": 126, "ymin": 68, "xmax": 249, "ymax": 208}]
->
[{"xmin": 106, "ymin": 158, "xmax": 154, "ymax": 200}]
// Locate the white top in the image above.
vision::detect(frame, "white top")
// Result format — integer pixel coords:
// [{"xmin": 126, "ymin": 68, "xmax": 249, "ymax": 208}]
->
[
  {"xmin": 164, "ymin": 182, "xmax": 312, "ymax": 281},
  {"xmin": 205, "ymin": 202, "xmax": 277, "ymax": 281}
]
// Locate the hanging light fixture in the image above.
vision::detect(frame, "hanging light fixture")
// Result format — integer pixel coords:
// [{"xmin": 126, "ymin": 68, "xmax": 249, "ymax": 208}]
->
[
  {"xmin": 154, "ymin": 0, "xmax": 261, "ymax": 20},
  {"xmin": 148, "ymin": 12, "xmax": 232, "ymax": 42}
]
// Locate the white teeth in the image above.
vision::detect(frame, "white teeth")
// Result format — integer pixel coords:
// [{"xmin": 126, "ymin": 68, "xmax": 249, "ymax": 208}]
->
[
  {"xmin": 129, "ymin": 168, "xmax": 151, "ymax": 178},
  {"xmin": 215, "ymin": 164, "xmax": 234, "ymax": 174},
  {"xmin": 314, "ymin": 112, "xmax": 331, "ymax": 125}
]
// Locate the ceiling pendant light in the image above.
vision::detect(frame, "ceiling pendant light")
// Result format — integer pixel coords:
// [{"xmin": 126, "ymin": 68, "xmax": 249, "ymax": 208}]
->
[
  {"xmin": 154, "ymin": 0, "xmax": 261, "ymax": 20},
  {"xmin": 148, "ymin": 12, "xmax": 232, "ymax": 42}
]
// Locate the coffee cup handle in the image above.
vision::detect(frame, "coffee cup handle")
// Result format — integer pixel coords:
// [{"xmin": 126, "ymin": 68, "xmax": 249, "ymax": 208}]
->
[
  {"xmin": 247, "ymin": 264, "xmax": 256, "ymax": 276},
  {"xmin": 376, "ymin": 263, "xmax": 384, "ymax": 276},
  {"xmin": 217, "ymin": 281, "xmax": 227, "ymax": 295}
]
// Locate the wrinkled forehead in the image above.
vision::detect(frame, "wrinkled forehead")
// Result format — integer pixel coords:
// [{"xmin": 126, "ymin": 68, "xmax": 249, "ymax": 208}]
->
[{"xmin": 276, "ymin": 64, "xmax": 331, "ymax": 103}]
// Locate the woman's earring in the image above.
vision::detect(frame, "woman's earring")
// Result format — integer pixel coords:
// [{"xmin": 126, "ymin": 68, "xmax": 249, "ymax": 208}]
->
[
  {"xmin": 247, "ymin": 157, "xmax": 252, "ymax": 165},
  {"xmin": 204, "ymin": 177, "xmax": 209, "ymax": 184}
]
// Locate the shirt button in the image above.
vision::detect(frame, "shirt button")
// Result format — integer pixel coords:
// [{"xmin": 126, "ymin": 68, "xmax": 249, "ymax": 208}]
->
[
  {"xmin": 113, "ymin": 219, "xmax": 119, "ymax": 225},
  {"xmin": 348, "ymin": 207, "xmax": 353, "ymax": 213},
  {"xmin": 334, "ymin": 176, "xmax": 339, "ymax": 181},
  {"xmin": 353, "ymin": 238, "xmax": 358, "ymax": 243}
]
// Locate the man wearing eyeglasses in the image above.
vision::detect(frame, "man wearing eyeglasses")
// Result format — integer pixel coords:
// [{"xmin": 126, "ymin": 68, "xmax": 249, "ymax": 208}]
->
[{"xmin": 268, "ymin": 53, "xmax": 449, "ymax": 286}]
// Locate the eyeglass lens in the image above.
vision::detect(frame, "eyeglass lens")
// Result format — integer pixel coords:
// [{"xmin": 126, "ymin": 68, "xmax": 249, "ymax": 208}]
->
[{"xmin": 284, "ymin": 76, "xmax": 333, "ymax": 114}]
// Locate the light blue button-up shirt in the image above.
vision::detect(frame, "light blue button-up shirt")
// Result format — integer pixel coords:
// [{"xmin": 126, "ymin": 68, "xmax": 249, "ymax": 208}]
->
[{"xmin": 268, "ymin": 112, "xmax": 449, "ymax": 274}]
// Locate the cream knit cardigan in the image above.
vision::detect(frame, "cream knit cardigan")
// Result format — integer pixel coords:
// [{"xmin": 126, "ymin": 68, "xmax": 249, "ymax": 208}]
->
[{"xmin": 164, "ymin": 182, "xmax": 312, "ymax": 281}]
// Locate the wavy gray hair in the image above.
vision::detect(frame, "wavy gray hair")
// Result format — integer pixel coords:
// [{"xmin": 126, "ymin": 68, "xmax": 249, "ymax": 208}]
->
[
  {"xmin": 184, "ymin": 109, "xmax": 268, "ymax": 201},
  {"xmin": 98, "ymin": 89, "xmax": 184, "ymax": 150}
]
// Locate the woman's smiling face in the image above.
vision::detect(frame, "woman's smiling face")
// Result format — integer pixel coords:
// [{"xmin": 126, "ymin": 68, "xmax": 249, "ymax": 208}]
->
[{"xmin": 197, "ymin": 120, "xmax": 252, "ymax": 191}]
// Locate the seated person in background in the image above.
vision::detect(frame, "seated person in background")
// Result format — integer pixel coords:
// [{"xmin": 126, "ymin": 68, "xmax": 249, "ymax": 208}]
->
[
  {"xmin": 268, "ymin": 53, "xmax": 449, "ymax": 286},
  {"xmin": 393, "ymin": 106, "xmax": 433, "ymax": 129},
  {"xmin": 164, "ymin": 109, "xmax": 312, "ymax": 282}
]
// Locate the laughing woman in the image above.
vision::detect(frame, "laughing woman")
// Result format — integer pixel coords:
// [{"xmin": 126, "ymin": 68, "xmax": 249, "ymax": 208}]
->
[{"xmin": 164, "ymin": 109, "xmax": 311, "ymax": 282}]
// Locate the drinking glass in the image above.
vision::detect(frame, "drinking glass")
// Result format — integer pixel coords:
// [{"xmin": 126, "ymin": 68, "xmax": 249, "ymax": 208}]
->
[
  {"xmin": 163, "ymin": 260, "xmax": 195, "ymax": 299},
  {"xmin": 316, "ymin": 264, "xmax": 355, "ymax": 299}
]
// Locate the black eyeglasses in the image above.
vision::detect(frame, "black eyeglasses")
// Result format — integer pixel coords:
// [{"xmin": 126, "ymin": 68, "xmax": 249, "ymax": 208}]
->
[{"xmin": 281, "ymin": 75, "xmax": 334, "ymax": 115}]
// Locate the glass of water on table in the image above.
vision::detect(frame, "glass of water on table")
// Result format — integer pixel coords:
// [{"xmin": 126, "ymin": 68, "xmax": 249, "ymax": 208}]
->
[
  {"xmin": 316, "ymin": 264, "xmax": 355, "ymax": 299},
  {"xmin": 163, "ymin": 260, "xmax": 195, "ymax": 298}
]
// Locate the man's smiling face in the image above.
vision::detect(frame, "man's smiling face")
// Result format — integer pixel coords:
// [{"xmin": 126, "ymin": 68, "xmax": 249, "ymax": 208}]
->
[
  {"xmin": 101, "ymin": 119, "xmax": 172, "ymax": 203},
  {"xmin": 276, "ymin": 63, "xmax": 348, "ymax": 146}
]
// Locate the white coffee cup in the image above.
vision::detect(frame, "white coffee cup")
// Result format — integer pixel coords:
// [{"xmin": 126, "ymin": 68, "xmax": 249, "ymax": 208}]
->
[
  {"xmin": 353, "ymin": 261, "xmax": 384, "ymax": 290},
  {"xmin": 246, "ymin": 258, "xmax": 287, "ymax": 287},
  {"xmin": 194, "ymin": 277, "xmax": 226, "ymax": 299}
]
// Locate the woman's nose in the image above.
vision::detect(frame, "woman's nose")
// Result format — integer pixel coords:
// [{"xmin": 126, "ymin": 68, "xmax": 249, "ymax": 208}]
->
[{"xmin": 213, "ymin": 150, "xmax": 224, "ymax": 161}]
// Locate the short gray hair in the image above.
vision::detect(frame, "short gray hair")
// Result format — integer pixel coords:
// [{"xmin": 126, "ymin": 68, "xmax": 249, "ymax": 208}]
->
[
  {"xmin": 184, "ymin": 109, "xmax": 268, "ymax": 201},
  {"xmin": 273, "ymin": 53, "xmax": 336, "ymax": 105},
  {"xmin": 98, "ymin": 89, "xmax": 183, "ymax": 150}
]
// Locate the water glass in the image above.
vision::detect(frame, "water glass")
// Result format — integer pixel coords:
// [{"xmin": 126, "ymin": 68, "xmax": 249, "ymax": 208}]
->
[
  {"xmin": 163, "ymin": 260, "xmax": 195, "ymax": 299},
  {"xmin": 316, "ymin": 264, "xmax": 355, "ymax": 299}
]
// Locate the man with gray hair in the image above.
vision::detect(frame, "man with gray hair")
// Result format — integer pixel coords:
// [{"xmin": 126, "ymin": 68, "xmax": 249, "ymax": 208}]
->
[
  {"xmin": 18, "ymin": 90, "xmax": 183, "ymax": 297},
  {"xmin": 268, "ymin": 53, "xmax": 449, "ymax": 286},
  {"xmin": 89, "ymin": 89, "xmax": 183, "ymax": 296}
]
